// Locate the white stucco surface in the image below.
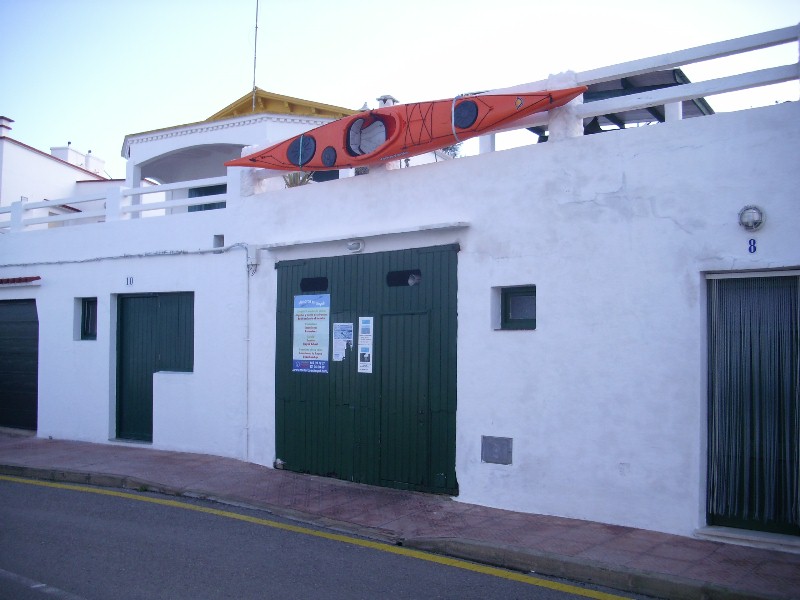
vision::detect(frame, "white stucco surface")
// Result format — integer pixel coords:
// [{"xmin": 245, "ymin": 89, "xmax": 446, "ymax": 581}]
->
[
  {"xmin": 1, "ymin": 100, "xmax": 798, "ymax": 538},
  {"xmin": 0, "ymin": 138, "xmax": 106, "ymax": 206}
]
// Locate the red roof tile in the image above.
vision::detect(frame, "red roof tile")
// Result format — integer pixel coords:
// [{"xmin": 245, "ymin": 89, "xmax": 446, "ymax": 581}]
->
[{"xmin": 0, "ymin": 276, "xmax": 41, "ymax": 285}]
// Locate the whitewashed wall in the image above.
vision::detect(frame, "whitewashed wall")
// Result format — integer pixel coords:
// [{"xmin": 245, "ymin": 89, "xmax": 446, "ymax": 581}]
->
[
  {"xmin": 231, "ymin": 101, "xmax": 799, "ymax": 536},
  {"xmin": 0, "ymin": 139, "xmax": 105, "ymax": 206},
  {"xmin": 1, "ymin": 100, "xmax": 798, "ymax": 538},
  {"xmin": 0, "ymin": 209, "xmax": 250, "ymax": 459}
]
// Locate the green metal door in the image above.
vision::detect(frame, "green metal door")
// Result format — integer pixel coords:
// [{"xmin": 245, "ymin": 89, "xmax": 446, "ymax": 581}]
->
[
  {"xmin": 0, "ymin": 300, "xmax": 39, "ymax": 430},
  {"xmin": 275, "ymin": 245, "xmax": 457, "ymax": 494},
  {"xmin": 117, "ymin": 293, "xmax": 194, "ymax": 442}
]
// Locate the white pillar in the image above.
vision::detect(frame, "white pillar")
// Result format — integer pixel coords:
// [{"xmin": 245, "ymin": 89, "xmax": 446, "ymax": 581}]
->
[
  {"xmin": 106, "ymin": 187, "xmax": 122, "ymax": 222},
  {"xmin": 10, "ymin": 200, "xmax": 23, "ymax": 232},
  {"xmin": 665, "ymin": 101, "xmax": 683, "ymax": 121},
  {"xmin": 125, "ymin": 161, "xmax": 141, "ymax": 188},
  {"xmin": 126, "ymin": 163, "xmax": 142, "ymax": 218},
  {"xmin": 225, "ymin": 166, "xmax": 243, "ymax": 206},
  {"xmin": 546, "ymin": 71, "xmax": 583, "ymax": 142},
  {"xmin": 479, "ymin": 134, "xmax": 496, "ymax": 154}
]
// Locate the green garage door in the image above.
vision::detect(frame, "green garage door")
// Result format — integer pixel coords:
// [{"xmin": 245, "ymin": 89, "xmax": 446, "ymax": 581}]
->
[
  {"xmin": 0, "ymin": 300, "xmax": 39, "ymax": 430},
  {"xmin": 275, "ymin": 245, "xmax": 458, "ymax": 494},
  {"xmin": 117, "ymin": 293, "xmax": 194, "ymax": 442}
]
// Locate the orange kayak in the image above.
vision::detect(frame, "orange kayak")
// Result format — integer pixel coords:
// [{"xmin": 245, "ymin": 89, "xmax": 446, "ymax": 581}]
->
[{"xmin": 225, "ymin": 86, "xmax": 587, "ymax": 171}]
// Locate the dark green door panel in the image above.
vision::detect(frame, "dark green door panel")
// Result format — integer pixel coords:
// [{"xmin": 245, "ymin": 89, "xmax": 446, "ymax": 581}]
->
[
  {"xmin": 0, "ymin": 300, "xmax": 39, "ymax": 430},
  {"xmin": 275, "ymin": 245, "xmax": 457, "ymax": 494},
  {"xmin": 117, "ymin": 293, "xmax": 194, "ymax": 442},
  {"xmin": 155, "ymin": 293, "xmax": 195, "ymax": 373},
  {"xmin": 380, "ymin": 312, "xmax": 429, "ymax": 488},
  {"xmin": 117, "ymin": 295, "xmax": 158, "ymax": 441}
]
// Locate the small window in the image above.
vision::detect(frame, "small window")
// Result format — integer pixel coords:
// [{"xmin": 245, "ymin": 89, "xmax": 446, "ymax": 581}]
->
[
  {"xmin": 501, "ymin": 285, "xmax": 536, "ymax": 330},
  {"xmin": 311, "ymin": 170, "xmax": 339, "ymax": 183},
  {"xmin": 188, "ymin": 184, "xmax": 227, "ymax": 212},
  {"xmin": 81, "ymin": 297, "xmax": 97, "ymax": 340},
  {"xmin": 300, "ymin": 277, "xmax": 328, "ymax": 292},
  {"xmin": 386, "ymin": 269, "xmax": 422, "ymax": 287}
]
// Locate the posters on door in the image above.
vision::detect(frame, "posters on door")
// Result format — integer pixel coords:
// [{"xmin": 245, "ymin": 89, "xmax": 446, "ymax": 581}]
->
[
  {"xmin": 292, "ymin": 295, "xmax": 330, "ymax": 373},
  {"xmin": 293, "ymin": 298, "xmax": 374, "ymax": 375}
]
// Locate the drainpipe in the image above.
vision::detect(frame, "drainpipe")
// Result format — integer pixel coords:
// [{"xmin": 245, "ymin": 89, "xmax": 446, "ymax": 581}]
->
[
  {"xmin": 244, "ymin": 257, "xmax": 251, "ymax": 461},
  {"xmin": 244, "ymin": 245, "xmax": 259, "ymax": 461}
]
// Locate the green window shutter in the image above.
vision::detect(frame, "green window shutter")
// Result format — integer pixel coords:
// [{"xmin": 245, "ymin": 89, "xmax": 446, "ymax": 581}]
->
[
  {"xmin": 188, "ymin": 184, "xmax": 227, "ymax": 212},
  {"xmin": 501, "ymin": 285, "xmax": 536, "ymax": 330},
  {"xmin": 80, "ymin": 298, "xmax": 97, "ymax": 340}
]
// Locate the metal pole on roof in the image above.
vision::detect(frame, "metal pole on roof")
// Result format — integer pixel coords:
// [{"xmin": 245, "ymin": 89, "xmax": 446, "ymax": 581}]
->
[{"xmin": 252, "ymin": 0, "xmax": 259, "ymax": 112}]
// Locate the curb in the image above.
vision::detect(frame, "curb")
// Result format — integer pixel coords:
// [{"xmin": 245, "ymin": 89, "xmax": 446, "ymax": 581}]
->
[
  {"xmin": 1, "ymin": 464, "xmax": 792, "ymax": 600},
  {"xmin": 402, "ymin": 537, "xmax": 790, "ymax": 600},
  {"xmin": 0, "ymin": 464, "xmax": 183, "ymax": 497},
  {"xmin": 0, "ymin": 465, "xmax": 178, "ymax": 496},
  {"xmin": 0, "ymin": 463, "xmax": 400, "ymax": 545}
]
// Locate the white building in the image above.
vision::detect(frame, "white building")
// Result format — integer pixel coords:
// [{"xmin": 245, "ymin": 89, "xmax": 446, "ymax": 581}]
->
[
  {"xmin": 0, "ymin": 117, "xmax": 117, "ymax": 227},
  {"xmin": 1, "ymin": 27, "xmax": 798, "ymax": 543}
]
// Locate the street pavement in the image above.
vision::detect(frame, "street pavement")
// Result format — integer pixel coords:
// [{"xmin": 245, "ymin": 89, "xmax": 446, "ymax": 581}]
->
[{"xmin": 1, "ymin": 429, "xmax": 798, "ymax": 600}]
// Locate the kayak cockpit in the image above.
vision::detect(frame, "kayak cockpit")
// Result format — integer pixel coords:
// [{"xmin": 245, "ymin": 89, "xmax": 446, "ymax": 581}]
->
[{"xmin": 347, "ymin": 116, "xmax": 387, "ymax": 156}]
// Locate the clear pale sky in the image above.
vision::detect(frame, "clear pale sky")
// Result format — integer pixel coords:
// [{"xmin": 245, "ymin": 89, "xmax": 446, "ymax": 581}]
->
[{"xmin": 0, "ymin": 0, "xmax": 797, "ymax": 178}]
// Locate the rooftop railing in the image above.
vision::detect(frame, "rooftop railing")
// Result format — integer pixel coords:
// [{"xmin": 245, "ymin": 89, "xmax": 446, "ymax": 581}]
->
[
  {"xmin": 1, "ymin": 25, "xmax": 797, "ymax": 233},
  {"xmin": 481, "ymin": 24, "xmax": 799, "ymax": 142},
  {"xmin": 0, "ymin": 176, "xmax": 228, "ymax": 233}
]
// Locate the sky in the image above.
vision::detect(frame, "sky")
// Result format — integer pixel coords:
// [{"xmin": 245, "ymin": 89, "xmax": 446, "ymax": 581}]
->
[{"xmin": 0, "ymin": 0, "xmax": 797, "ymax": 178}]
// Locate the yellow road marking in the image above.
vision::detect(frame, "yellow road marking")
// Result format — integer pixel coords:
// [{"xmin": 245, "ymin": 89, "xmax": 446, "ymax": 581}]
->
[{"xmin": 1, "ymin": 475, "xmax": 631, "ymax": 600}]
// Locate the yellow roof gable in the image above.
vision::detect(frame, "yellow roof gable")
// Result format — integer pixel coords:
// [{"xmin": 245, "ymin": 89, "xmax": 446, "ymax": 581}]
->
[{"xmin": 206, "ymin": 88, "xmax": 357, "ymax": 122}]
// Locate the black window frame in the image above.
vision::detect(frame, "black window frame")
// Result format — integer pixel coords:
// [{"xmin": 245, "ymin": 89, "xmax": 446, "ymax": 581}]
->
[
  {"xmin": 300, "ymin": 277, "xmax": 329, "ymax": 292},
  {"xmin": 386, "ymin": 269, "xmax": 422, "ymax": 287},
  {"xmin": 188, "ymin": 184, "xmax": 227, "ymax": 212},
  {"xmin": 501, "ymin": 285, "xmax": 536, "ymax": 330},
  {"xmin": 80, "ymin": 297, "xmax": 98, "ymax": 340}
]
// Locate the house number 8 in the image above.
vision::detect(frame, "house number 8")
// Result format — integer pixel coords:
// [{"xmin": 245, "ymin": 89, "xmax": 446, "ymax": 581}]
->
[{"xmin": 748, "ymin": 239, "xmax": 757, "ymax": 254}]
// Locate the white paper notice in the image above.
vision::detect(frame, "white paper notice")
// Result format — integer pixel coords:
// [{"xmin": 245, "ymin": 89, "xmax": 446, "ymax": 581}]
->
[
  {"xmin": 357, "ymin": 316, "xmax": 374, "ymax": 373},
  {"xmin": 332, "ymin": 322, "xmax": 353, "ymax": 361}
]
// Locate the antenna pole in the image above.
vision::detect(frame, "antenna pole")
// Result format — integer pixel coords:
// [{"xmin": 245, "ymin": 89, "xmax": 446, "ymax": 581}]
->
[{"xmin": 252, "ymin": 0, "xmax": 259, "ymax": 112}]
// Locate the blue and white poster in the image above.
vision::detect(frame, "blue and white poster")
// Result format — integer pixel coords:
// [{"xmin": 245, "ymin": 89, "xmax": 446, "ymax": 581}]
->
[{"xmin": 292, "ymin": 294, "xmax": 330, "ymax": 373}]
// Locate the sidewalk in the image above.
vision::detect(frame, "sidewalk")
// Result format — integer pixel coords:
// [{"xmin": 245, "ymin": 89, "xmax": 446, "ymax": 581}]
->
[{"xmin": 1, "ymin": 430, "xmax": 798, "ymax": 600}]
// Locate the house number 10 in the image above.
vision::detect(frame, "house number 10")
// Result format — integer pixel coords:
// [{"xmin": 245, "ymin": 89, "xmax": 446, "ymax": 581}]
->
[{"xmin": 126, "ymin": 277, "xmax": 134, "ymax": 286}]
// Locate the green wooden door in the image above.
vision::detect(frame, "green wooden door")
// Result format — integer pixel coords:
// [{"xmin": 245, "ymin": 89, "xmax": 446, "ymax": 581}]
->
[
  {"xmin": 117, "ymin": 293, "xmax": 194, "ymax": 442},
  {"xmin": 380, "ymin": 312, "xmax": 429, "ymax": 489},
  {"xmin": 0, "ymin": 300, "xmax": 39, "ymax": 431},
  {"xmin": 275, "ymin": 245, "xmax": 458, "ymax": 494}
]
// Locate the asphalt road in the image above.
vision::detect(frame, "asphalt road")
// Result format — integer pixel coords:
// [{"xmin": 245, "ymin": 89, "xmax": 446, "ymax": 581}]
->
[{"xmin": 0, "ymin": 477, "xmax": 648, "ymax": 600}]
